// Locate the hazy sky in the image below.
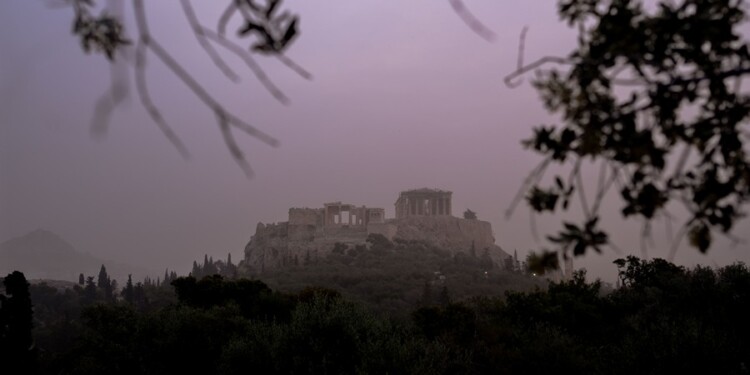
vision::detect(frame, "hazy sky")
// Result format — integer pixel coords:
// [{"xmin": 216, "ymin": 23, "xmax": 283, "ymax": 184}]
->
[{"xmin": 2, "ymin": 1, "xmax": 749, "ymax": 282}]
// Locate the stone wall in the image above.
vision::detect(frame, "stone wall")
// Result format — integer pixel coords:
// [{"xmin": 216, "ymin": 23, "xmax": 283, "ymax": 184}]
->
[
  {"xmin": 288, "ymin": 208, "xmax": 323, "ymax": 227},
  {"xmin": 242, "ymin": 216, "xmax": 509, "ymax": 272}
]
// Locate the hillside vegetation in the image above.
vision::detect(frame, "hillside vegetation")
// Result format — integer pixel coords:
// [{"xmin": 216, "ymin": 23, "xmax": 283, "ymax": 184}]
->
[{"xmin": 246, "ymin": 236, "xmax": 543, "ymax": 316}]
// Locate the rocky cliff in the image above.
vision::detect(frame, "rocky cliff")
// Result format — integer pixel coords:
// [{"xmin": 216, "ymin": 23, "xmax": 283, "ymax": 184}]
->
[
  {"xmin": 241, "ymin": 216, "xmax": 509, "ymax": 272},
  {"xmin": 393, "ymin": 216, "xmax": 508, "ymax": 265}
]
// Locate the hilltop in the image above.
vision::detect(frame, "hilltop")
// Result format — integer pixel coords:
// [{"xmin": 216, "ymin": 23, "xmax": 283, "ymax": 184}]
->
[{"xmin": 241, "ymin": 188, "xmax": 511, "ymax": 273}]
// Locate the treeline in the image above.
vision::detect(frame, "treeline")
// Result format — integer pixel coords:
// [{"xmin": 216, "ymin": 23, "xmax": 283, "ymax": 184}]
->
[
  {"xmin": 191, "ymin": 253, "xmax": 238, "ymax": 279},
  {"xmin": 2, "ymin": 256, "xmax": 748, "ymax": 374}
]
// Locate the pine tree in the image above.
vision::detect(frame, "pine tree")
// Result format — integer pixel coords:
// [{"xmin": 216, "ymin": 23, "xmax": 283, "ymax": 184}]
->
[
  {"xmin": 192, "ymin": 260, "xmax": 200, "ymax": 278},
  {"xmin": 97, "ymin": 264, "xmax": 109, "ymax": 289},
  {"xmin": 84, "ymin": 276, "xmax": 97, "ymax": 303},
  {"xmin": 103, "ymin": 275, "xmax": 113, "ymax": 300},
  {"xmin": 78, "ymin": 273, "xmax": 84, "ymax": 285},
  {"xmin": 109, "ymin": 279, "xmax": 118, "ymax": 298},
  {"xmin": 122, "ymin": 274, "xmax": 134, "ymax": 304},
  {"xmin": 133, "ymin": 282, "xmax": 146, "ymax": 307}
]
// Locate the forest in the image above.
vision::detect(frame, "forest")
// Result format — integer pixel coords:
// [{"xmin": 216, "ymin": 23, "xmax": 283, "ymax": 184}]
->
[{"xmin": 1, "ymin": 237, "xmax": 749, "ymax": 374}]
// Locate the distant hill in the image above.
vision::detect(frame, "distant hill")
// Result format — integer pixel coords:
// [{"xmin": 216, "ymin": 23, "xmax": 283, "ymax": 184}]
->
[{"xmin": 0, "ymin": 229, "xmax": 151, "ymax": 284}]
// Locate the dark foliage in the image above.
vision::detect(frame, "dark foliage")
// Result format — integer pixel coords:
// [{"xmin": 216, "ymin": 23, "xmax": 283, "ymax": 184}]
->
[
  {"xmin": 1, "ymin": 256, "xmax": 748, "ymax": 374},
  {"xmin": 510, "ymin": 0, "xmax": 750, "ymax": 262}
]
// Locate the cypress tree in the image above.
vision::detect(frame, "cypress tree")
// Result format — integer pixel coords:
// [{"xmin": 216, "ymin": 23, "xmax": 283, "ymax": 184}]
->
[
  {"xmin": 122, "ymin": 274, "xmax": 134, "ymax": 304},
  {"xmin": 97, "ymin": 264, "xmax": 109, "ymax": 289},
  {"xmin": 1, "ymin": 271, "xmax": 35, "ymax": 370}
]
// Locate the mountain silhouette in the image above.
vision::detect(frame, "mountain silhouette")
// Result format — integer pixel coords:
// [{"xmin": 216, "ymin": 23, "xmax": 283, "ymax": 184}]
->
[{"xmin": 0, "ymin": 229, "xmax": 150, "ymax": 283}]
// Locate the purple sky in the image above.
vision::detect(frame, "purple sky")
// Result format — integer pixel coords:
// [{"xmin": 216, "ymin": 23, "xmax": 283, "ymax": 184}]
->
[{"xmin": 1, "ymin": 1, "xmax": 749, "ymax": 282}]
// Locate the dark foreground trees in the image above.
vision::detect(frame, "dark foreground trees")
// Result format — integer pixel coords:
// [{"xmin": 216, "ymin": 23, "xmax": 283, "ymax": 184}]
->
[
  {"xmin": 0, "ymin": 271, "xmax": 35, "ymax": 372},
  {"xmin": 4, "ymin": 256, "xmax": 747, "ymax": 374}
]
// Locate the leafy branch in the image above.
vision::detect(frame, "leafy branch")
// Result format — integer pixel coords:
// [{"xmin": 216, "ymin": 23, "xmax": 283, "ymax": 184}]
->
[{"xmin": 505, "ymin": 0, "xmax": 750, "ymax": 270}]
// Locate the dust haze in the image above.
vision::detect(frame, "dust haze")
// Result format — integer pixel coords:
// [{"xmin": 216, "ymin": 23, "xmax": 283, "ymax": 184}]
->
[{"xmin": 1, "ymin": 0, "xmax": 749, "ymax": 283}]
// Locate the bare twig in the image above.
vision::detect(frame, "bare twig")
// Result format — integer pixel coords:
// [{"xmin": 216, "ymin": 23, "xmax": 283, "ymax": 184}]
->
[
  {"xmin": 218, "ymin": 2, "xmax": 237, "ymax": 37},
  {"xmin": 202, "ymin": 28, "xmax": 290, "ymax": 104},
  {"xmin": 132, "ymin": 0, "xmax": 279, "ymax": 171},
  {"xmin": 134, "ymin": 36, "xmax": 191, "ymax": 158},
  {"xmin": 90, "ymin": 0, "xmax": 129, "ymax": 138},
  {"xmin": 592, "ymin": 162, "xmax": 620, "ymax": 214},
  {"xmin": 715, "ymin": 228, "xmax": 746, "ymax": 247},
  {"xmin": 671, "ymin": 143, "xmax": 691, "ymax": 180},
  {"xmin": 504, "ymin": 56, "xmax": 574, "ymax": 87},
  {"xmin": 607, "ymin": 241, "xmax": 624, "ymax": 255},
  {"xmin": 448, "ymin": 0, "xmax": 495, "ymax": 42},
  {"xmin": 275, "ymin": 54, "xmax": 313, "ymax": 80},
  {"xmin": 508, "ymin": 26, "xmax": 529, "ymax": 88},
  {"xmin": 217, "ymin": 111, "xmax": 253, "ymax": 177},
  {"xmin": 667, "ymin": 221, "xmax": 690, "ymax": 262},
  {"xmin": 572, "ymin": 158, "xmax": 591, "ymax": 219},
  {"xmin": 180, "ymin": 0, "xmax": 239, "ymax": 82},
  {"xmin": 91, "ymin": 62, "xmax": 129, "ymax": 138},
  {"xmin": 505, "ymin": 156, "xmax": 553, "ymax": 218}
]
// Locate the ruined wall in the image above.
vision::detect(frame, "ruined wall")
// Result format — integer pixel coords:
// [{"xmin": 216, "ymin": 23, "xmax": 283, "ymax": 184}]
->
[
  {"xmin": 243, "ymin": 215, "xmax": 509, "ymax": 272},
  {"xmin": 288, "ymin": 208, "xmax": 323, "ymax": 227}
]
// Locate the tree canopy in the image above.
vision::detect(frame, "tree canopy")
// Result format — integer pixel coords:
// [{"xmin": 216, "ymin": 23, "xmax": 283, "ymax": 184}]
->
[{"xmin": 505, "ymin": 0, "xmax": 750, "ymax": 266}]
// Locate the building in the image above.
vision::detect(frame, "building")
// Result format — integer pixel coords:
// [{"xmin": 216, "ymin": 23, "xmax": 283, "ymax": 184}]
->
[{"xmin": 394, "ymin": 188, "xmax": 452, "ymax": 219}]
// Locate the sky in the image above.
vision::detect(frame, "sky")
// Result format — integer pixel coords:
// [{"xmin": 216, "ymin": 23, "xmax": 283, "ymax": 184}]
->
[{"xmin": 1, "ymin": 0, "xmax": 749, "ymax": 282}]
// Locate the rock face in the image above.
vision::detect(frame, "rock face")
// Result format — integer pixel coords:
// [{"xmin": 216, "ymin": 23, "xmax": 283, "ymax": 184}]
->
[
  {"xmin": 393, "ymin": 216, "xmax": 508, "ymax": 265},
  {"xmin": 242, "ymin": 216, "xmax": 509, "ymax": 272}
]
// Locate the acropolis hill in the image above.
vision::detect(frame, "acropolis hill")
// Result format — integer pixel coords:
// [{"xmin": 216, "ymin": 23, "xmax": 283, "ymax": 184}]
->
[{"xmin": 242, "ymin": 188, "xmax": 510, "ymax": 272}]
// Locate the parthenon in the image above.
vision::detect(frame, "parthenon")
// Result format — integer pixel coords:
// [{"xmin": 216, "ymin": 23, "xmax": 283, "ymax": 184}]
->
[{"xmin": 395, "ymin": 188, "xmax": 452, "ymax": 219}]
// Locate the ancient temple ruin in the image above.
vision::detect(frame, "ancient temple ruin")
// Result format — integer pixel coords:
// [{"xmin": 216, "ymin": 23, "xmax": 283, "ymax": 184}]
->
[
  {"xmin": 243, "ymin": 188, "xmax": 509, "ymax": 271},
  {"xmin": 395, "ymin": 188, "xmax": 452, "ymax": 219},
  {"xmin": 287, "ymin": 203, "xmax": 385, "ymax": 229},
  {"xmin": 323, "ymin": 202, "xmax": 385, "ymax": 227}
]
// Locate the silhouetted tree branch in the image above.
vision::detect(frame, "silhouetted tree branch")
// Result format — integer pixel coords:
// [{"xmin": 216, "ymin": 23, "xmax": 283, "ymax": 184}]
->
[
  {"xmin": 60, "ymin": 0, "xmax": 306, "ymax": 175},
  {"xmin": 506, "ymin": 0, "xmax": 750, "ymax": 270}
]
